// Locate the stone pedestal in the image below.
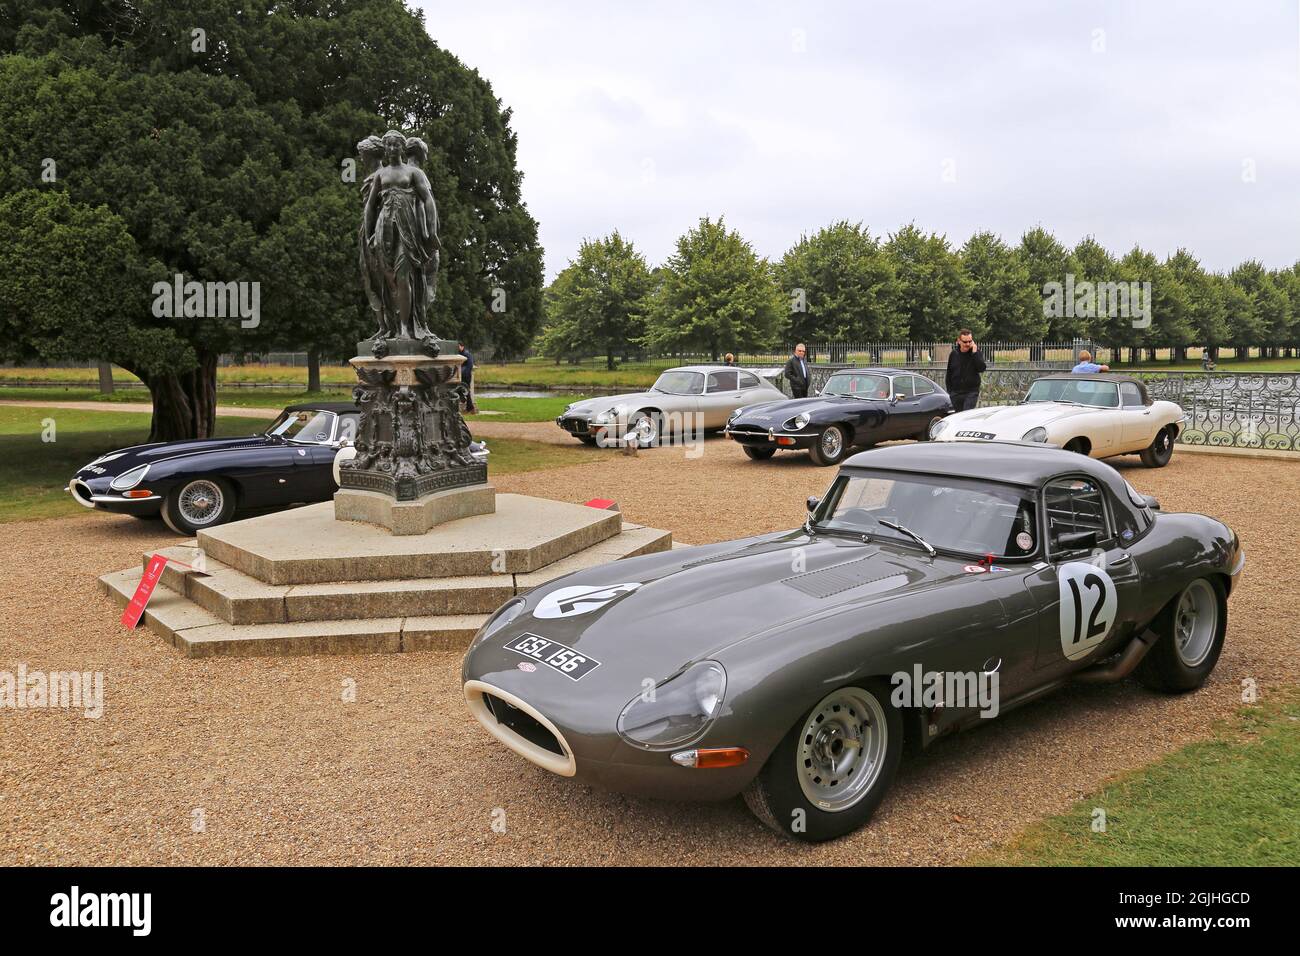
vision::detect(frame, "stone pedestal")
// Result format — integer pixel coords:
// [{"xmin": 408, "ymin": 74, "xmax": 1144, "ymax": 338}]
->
[{"xmin": 336, "ymin": 336, "xmax": 493, "ymax": 534}]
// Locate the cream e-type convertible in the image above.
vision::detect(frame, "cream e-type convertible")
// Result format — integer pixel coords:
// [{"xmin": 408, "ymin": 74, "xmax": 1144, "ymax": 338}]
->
[{"xmin": 929, "ymin": 374, "xmax": 1185, "ymax": 467}]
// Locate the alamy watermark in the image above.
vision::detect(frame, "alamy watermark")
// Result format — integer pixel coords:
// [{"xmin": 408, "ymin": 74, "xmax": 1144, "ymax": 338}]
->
[
  {"xmin": 891, "ymin": 665, "xmax": 1000, "ymax": 718},
  {"xmin": 1042, "ymin": 273, "xmax": 1151, "ymax": 329},
  {"xmin": 151, "ymin": 273, "xmax": 260, "ymax": 328},
  {"xmin": 1, "ymin": 665, "xmax": 103, "ymax": 719}
]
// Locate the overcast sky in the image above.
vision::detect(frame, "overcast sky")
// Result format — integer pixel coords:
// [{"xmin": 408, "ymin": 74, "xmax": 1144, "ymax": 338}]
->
[{"xmin": 418, "ymin": 0, "xmax": 1300, "ymax": 280}]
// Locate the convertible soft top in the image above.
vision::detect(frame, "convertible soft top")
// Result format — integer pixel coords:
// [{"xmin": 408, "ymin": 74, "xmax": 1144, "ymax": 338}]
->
[
  {"xmin": 843, "ymin": 440, "xmax": 1123, "ymax": 486},
  {"xmin": 1032, "ymin": 373, "xmax": 1152, "ymax": 404}
]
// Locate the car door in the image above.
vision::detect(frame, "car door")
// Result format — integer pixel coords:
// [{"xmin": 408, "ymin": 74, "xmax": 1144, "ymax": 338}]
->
[
  {"xmin": 886, "ymin": 375, "xmax": 925, "ymax": 439},
  {"xmin": 1118, "ymin": 381, "xmax": 1158, "ymax": 450},
  {"xmin": 701, "ymin": 369, "xmax": 741, "ymax": 430},
  {"xmin": 1021, "ymin": 475, "xmax": 1144, "ymax": 683}
]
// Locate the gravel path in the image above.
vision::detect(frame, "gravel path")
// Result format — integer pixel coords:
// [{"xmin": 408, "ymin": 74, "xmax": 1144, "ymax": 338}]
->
[{"xmin": 1, "ymin": 437, "xmax": 1295, "ymax": 865}]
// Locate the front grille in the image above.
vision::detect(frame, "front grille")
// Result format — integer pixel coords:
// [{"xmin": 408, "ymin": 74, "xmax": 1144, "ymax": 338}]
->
[
  {"xmin": 483, "ymin": 693, "xmax": 565, "ymax": 756},
  {"xmin": 558, "ymin": 417, "xmax": 589, "ymax": 434}
]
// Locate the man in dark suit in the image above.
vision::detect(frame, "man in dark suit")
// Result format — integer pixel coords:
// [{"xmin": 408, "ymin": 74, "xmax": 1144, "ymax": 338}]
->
[
  {"xmin": 784, "ymin": 343, "xmax": 811, "ymax": 398},
  {"xmin": 457, "ymin": 342, "xmax": 477, "ymax": 413},
  {"xmin": 944, "ymin": 328, "xmax": 986, "ymax": 412}
]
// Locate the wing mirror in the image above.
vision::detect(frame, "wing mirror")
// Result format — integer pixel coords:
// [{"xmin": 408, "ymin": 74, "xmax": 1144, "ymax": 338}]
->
[
  {"xmin": 1053, "ymin": 529, "xmax": 1099, "ymax": 552},
  {"xmin": 806, "ymin": 495, "xmax": 821, "ymax": 514}
]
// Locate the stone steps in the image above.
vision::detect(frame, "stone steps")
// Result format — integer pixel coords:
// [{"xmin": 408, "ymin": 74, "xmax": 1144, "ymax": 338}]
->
[{"xmin": 97, "ymin": 495, "xmax": 673, "ymax": 658}]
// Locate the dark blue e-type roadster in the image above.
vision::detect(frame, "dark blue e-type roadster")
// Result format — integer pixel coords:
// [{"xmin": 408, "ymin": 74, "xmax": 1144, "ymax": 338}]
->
[
  {"xmin": 68, "ymin": 402, "xmax": 360, "ymax": 534},
  {"xmin": 725, "ymin": 368, "xmax": 953, "ymax": 465}
]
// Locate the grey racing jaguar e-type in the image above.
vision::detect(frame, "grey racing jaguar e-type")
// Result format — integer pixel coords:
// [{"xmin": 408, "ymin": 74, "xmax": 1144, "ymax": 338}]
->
[{"xmin": 462, "ymin": 442, "xmax": 1242, "ymax": 841}]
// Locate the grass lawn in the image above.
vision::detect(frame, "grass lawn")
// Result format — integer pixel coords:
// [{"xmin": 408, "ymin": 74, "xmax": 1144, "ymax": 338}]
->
[
  {"xmin": 0, "ymin": 405, "xmax": 599, "ymax": 523},
  {"xmin": 976, "ymin": 691, "xmax": 1300, "ymax": 866}
]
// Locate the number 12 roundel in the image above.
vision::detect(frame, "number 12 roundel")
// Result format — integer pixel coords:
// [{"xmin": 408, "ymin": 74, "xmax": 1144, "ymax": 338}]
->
[{"xmin": 1057, "ymin": 561, "xmax": 1118, "ymax": 661}]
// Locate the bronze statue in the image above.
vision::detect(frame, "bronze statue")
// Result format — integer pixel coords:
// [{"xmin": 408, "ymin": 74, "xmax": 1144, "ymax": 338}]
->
[{"xmin": 358, "ymin": 130, "xmax": 441, "ymax": 354}]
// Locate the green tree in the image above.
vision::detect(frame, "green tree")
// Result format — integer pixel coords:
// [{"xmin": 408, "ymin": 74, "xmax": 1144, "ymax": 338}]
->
[
  {"xmin": 1016, "ymin": 227, "xmax": 1083, "ymax": 341},
  {"xmin": 960, "ymin": 231, "xmax": 1046, "ymax": 344},
  {"xmin": 538, "ymin": 232, "xmax": 653, "ymax": 370},
  {"xmin": 1226, "ymin": 261, "xmax": 1283, "ymax": 351},
  {"xmin": 776, "ymin": 221, "xmax": 906, "ymax": 351},
  {"xmin": 884, "ymin": 224, "xmax": 970, "ymax": 344},
  {"xmin": 644, "ymin": 217, "xmax": 783, "ymax": 360},
  {"xmin": 0, "ymin": 0, "xmax": 542, "ymax": 439},
  {"xmin": 1166, "ymin": 250, "xmax": 1227, "ymax": 359}
]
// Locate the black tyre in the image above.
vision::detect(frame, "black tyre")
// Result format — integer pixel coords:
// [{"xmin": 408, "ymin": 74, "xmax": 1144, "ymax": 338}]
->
[
  {"xmin": 1063, "ymin": 438, "xmax": 1090, "ymax": 455},
  {"xmin": 742, "ymin": 445, "xmax": 777, "ymax": 461},
  {"xmin": 1134, "ymin": 576, "xmax": 1227, "ymax": 693},
  {"xmin": 160, "ymin": 477, "xmax": 236, "ymax": 535},
  {"xmin": 742, "ymin": 680, "xmax": 903, "ymax": 842},
  {"xmin": 1139, "ymin": 426, "xmax": 1174, "ymax": 468},
  {"xmin": 808, "ymin": 424, "xmax": 850, "ymax": 466},
  {"xmin": 577, "ymin": 435, "xmax": 598, "ymax": 446},
  {"xmin": 916, "ymin": 415, "xmax": 944, "ymax": 441}
]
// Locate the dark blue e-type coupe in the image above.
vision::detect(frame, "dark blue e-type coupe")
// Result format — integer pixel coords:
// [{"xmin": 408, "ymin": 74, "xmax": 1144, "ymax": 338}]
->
[
  {"xmin": 68, "ymin": 402, "xmax": 360, "ymax": 534},
  {"xmin": 725, "ymin": 368, "xmax": 953, "ymax": 465}
]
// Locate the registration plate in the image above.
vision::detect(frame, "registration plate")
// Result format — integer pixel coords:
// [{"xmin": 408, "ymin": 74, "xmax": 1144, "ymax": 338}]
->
[
  {"xmin": 956, "ymin": 430, "xmax": 996, "ymax": 440},
  {"xmin": 503, "ymin": 632, "xmax": 601, "ymax": 681}
]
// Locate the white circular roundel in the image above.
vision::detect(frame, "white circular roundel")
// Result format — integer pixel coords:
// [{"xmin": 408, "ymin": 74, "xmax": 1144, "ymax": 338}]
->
[
  {"xmin": 534, "ymin": 583, "xmax": 642, "ymax": 619},
  {"xmin": 1058, "ymin": 561, "xmax": 1118, "ymax": 661}
]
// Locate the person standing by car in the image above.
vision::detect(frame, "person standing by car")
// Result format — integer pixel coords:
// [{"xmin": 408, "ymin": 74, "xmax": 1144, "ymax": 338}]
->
[
  {"xmin": 945, "ymin": 329, "xmax": 986, "ymax": 412},
  {"xmin": 784, "ymin": 343, "xmax": 811, "ymax": 397},
  {"xmin": 723, "ymin": 353, "xmax": 736, "ymax": 366},
  {"xmin": 457, "ymin": 342, "xmax": 477, "ymax": 413},
  {"xmin": 1071, "ymin": 350, "xmax": 1110, "ymax": 374}
]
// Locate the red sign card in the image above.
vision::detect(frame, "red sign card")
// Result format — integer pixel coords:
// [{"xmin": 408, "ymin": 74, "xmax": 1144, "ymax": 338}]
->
[
  {"xmin": 120, "ymin": 554, "xmax": 168, "ymax": 629},
  {"xmin": 584, "ymin": 498, "xmax": 618, "ymax": 510}
]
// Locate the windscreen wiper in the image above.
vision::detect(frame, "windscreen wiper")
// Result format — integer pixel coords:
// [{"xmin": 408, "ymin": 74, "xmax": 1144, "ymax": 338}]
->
[{"xmin": 878, "ymin": 520, "xmax": 936, "ymax": 556}]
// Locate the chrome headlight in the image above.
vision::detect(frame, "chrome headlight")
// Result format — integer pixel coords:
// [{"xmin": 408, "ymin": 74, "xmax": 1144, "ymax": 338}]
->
[
  {"xmin": 785, "ymin": 412, "xmax": 811, "ymax": 430},
  {"xmin": 617, "ymin": 660, "xmax": 727, "ymax": 750},
  {"xmin": 1022, "ymin": 427, "xmax": 1049, "ymax": 443},
  {"xmin": 593, "ymin": 404, "xmax": 626, "ymax": 425},
  {"xmin": 109, "ymin": 464, "xmax": 150, "ymax": 491},
  {"xmin": 929, "ymin": 418, "xmax": 949, "ymax": 440}
]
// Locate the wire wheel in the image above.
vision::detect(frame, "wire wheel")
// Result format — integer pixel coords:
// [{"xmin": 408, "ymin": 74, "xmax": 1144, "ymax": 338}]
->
[
  {"xmin": 631, "ymin": 412, "xmax": 658, "ymax": 447},
  {"xmin": 796, "ymin": 686, "xmax": 888, "ymax": 812},
  {"xmin": 820, "ymin": 427, "xmax": 843, "ymax": 459},
  {"xmin": 1174, "ymin": 578, "xmax": 1218, "ymax": 667},
  {"xmin": 177, "ymin": 479, "xmax": 225, "ymax": 527}
]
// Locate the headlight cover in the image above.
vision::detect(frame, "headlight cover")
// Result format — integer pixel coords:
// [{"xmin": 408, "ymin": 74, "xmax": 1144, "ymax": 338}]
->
[
  {"xmin": 929, "ymin": 418, "xmax": 949, "ymax": 440},
  {"xmin": 109, "ymin": 464, "xmax": 150, "ymax": 491},
  {"xmin": 1022, "ymin": 426, "xmax": 1049, "ymax": 443},
  {"xmin": 786, "ymin": 412, "xmax": 811, "ymax": 430},
  {"xmin": 471, "ymin": 598, "xmax": 525, "ymax": 648},
  {"xmin": 593, "ymin": 404, "xmax": 626, "ymax": 425},
  {"xmin": 617, "ymin": 660, "xmax": 727, "ymax": 750}
]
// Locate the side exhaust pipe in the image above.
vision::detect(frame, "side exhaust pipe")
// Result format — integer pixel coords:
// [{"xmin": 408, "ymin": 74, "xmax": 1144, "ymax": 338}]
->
[{"xmin": 1074, "ymin": 628, "xmax": 1159, "ymax": 684}]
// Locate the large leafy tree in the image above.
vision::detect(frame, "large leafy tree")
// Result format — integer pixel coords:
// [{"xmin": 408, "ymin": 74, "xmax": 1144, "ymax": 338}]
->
[
  {"xmin": 776, "ymin": 221, "xmax": 906, "ymax": 351},
  {"xmin": 883, "ymin": 224, "xmax": 970, "ymax": 343},
  {"xmin": 1227, "ymin": 261, "xmax": 1284, "ymax": 351},
  {"xmin": 538, "ymin": 232, "xmax": 653, "ymax": 369},
  {"xmin": 960, "ymin": 231, "xmax": 1045, "ymax": 343},
  {"xmin": 1166, "ymin": 250, "xmax": 1227, "ymax": 359},
  {"xmin": 0, "ymin": 0, "xmax": 542, "ymax": 439},
  {"xmin": 1016, "ymin": 227, "xmax": 1084, "ymax": 341},
  {"xmin": 644, "ymin": 217, "xmax": 783, "ymax": 360}
]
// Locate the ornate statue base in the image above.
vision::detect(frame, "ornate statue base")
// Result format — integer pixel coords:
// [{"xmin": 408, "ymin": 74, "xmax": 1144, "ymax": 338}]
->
[{"xmin": 335, "ymin": 336, "xmax": 494, "ymax": 535}]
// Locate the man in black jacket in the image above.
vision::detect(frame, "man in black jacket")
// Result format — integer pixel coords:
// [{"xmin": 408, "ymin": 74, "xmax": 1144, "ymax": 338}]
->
[
  {"xmin": 783, "ymin": 343, "xmax": 811, "ymax": 398},
  {"xmin": 945, "ymin": 329, "xmax": 986, "ymax": 412}
]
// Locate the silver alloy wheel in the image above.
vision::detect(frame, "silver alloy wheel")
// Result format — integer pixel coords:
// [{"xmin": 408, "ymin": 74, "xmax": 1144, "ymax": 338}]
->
[
  {"xmin": 632, "ymin": 413, "xmax": 658, "ymax": 447},
  {"xmin": 1174, "ymin": 579, "xmax": 1218, "ymax": 667},
  {"xmin": 820, "ymin": 426, "xmax": 844, "ymax": 460},
  {"xmin": 796, "ymin": 686, "xmax": 888, "ymax": 812},
  {"xmin": 177, "ymin": 479, "xmax": 225, "ymax": 527}
]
